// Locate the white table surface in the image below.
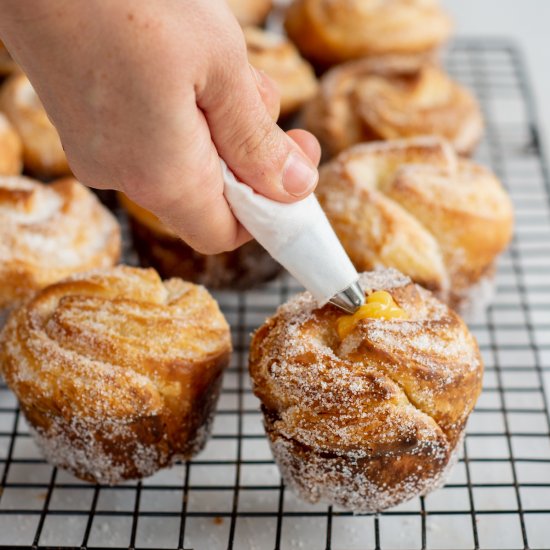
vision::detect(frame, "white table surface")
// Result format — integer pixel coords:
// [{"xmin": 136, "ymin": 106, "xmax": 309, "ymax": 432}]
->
[{"xmin": 443, "ymin": 0, "xmax": 550, "ymax": 161}]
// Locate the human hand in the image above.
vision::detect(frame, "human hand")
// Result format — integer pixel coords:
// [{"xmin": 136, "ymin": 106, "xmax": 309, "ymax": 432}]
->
[{"xmin": 0, "ymin": 0, "xmax": 321, "ymax": 253}]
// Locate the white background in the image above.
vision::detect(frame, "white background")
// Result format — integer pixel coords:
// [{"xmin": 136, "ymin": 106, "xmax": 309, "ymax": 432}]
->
[{"xmin": 443, "ymin": 0, "xmax": 550, "ymax": 160}]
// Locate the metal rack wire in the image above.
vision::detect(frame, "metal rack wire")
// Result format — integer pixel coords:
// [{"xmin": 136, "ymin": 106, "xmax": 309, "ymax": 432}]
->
[{"xmin": 1, "ymin": 38, "xmax": 550, "ymax": 550}]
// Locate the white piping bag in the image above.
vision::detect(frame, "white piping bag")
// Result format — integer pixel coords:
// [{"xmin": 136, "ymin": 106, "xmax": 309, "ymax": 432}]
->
[{"xmin": 221, "ymin": 160, "xmax": 364, "ymax": 313}]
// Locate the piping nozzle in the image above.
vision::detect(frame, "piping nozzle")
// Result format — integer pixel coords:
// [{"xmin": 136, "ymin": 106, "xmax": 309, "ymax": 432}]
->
[{"xmin": 328, "ymin": 280, "xmax": 365, "ymax": 314}]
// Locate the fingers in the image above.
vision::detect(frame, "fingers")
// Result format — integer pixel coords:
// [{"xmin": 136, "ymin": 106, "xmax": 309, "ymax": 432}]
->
[
  {"xmin": 252, "ymin": 69, "xmax": 322, "ymax": 166},
  {"xmin": 122, "ymin": 103, "xmax": 251, "ymax": 255},
  {"xmin": 198, "ymin": 50, "xmax": 319, "ymax": 204},
  {"xmin": 287, "ymin": 129, "xmax": 322, "ymax": 167},
  {"xmin": 250, "ymin": 64, "xmax": 280, "ymax": 122},
  {"xmin": 124, "ymin": 66, "xmax": 320, "ymax": 255}
]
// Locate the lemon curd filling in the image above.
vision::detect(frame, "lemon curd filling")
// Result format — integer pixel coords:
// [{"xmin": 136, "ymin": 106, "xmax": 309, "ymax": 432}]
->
[{"xmin": 337, "ymin": 290, "xmax": 408, "ymax": 339}]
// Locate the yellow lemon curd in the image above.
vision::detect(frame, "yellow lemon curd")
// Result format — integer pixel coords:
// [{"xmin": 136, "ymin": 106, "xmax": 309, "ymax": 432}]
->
[{"xmin": 337, "ymin": 290, "xmax": 408, "ymax": 339}]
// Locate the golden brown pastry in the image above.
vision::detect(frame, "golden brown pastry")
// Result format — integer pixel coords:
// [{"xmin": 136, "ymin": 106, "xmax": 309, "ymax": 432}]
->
[
  {"xmin": 0, "ymin": 266, "xmax": 231, "ymax": 484},
  {"xmin": 0, "ymin": 73, "xmax": 71, "ymax": 178},
  {"xmin": 0, "ymin": 112, "xmax": 22, "ymax": 175},
  {"xmin": 0, "ymin": 40, "xmax": 18, "ymax": 76},
  {"xmin": 0, "ymin": 175, "xmax": 120, "ymax": 322},
  {"xmin": 249, "ymin": 268, "xmax": 483, "ymax": 512},
  {"xmin": 244, "ymin": 27, "xmax": 318, "ymax": 119},
  {"xmin": 119, "ymin": 192, "xmax": 281, "ymax": 289},
  {"xmin": 228, "ymin": 0, "xmax": 272, "ymax": 26},
  {"xmin": 316, "ymin": 137, "xmax": 514, "ymax": 314},
  {"xmin": 285, "ymin": 0, "xmax": 452, "ymax": 68},
  {"xmin": 304, "ymin": 57, "xmax": 484, "ymax": 157}
]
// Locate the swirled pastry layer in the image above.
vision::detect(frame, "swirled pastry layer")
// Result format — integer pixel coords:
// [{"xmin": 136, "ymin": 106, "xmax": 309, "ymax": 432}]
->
[
  {"xmin": 316, "ymin": 137, "xmax": 513, "ymax": 310},
  {"xmin": 304, "ymin": 57, "xmax": 483, "ymax": 156},
  {"xmin": 285, "ymin": 0, "xmax": 452, "ymax": 67},
  {"xmin": 0, "ymin": 175, "xmax": 120, "ymax": 311},
  {"xmin": 249, "ymin": 269, "xmax": 483, "ymax": 512},
  {"xmin": 245, "ymin": 27, "xmax": 318, "ymax": 118},
  {"xmin": 0, "ymin": 266, "xmax": 232, "ymax": 483},
  {"xmin": 0, "ymin": 73, "xmax": 70, "ymax": 178}
]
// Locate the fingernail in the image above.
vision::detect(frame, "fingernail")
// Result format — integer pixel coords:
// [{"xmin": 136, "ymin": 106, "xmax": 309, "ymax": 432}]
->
[{"xmin": 282, "ymin": 152, "xmax": 318, "ymax": 197}]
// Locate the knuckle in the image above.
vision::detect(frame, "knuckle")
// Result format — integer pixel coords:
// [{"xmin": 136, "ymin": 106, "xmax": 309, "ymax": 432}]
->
[
  {"xmin": 201, "ymin": 42, "xmax": 247, "ymax": 105},
  {"xmin": 237, "ymin": 116, "xmax": 278, "ymax": 159}
]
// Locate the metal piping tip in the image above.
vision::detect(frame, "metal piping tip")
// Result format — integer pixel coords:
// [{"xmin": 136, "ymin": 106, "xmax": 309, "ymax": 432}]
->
[{"xmin": 329, "ymin": 280, "xmax": 365, "ymax": 314}]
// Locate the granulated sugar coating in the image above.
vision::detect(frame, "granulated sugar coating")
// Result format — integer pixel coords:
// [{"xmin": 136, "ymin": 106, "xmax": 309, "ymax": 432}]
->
[
  {"xmin": 249, "ymin": 268, "xmax": 483, "ymax": 513},
  {"xmin": 0, "ymin": 175, "xmax": 120, "ymax": 312},
  {"xmin": 0, "ymin": 266, "xmax": 231, "ymax": 484}
]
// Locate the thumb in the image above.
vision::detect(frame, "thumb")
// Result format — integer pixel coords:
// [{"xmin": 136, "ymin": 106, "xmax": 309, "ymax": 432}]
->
[{"xmin": 197, "ymin": 56, "xmax": 320, "ymax": 203}]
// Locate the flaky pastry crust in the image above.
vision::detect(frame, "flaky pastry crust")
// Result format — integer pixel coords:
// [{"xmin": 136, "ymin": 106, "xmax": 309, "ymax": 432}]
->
[
  {"xmin": 0, "ymin": 176, "xmax": 120, "ymax": 313},
  {"xmin": 304, "ymin": 57, "xmax": 483, "ymax": 157},
  {"xmin": 228, "ymin": 0, "xmax": 272, "ymax": 26},
  {"xmin": 119, "ymin": 192, "xmax": 281, "ymax": 289},
  {"xmin": 245, "ymin": 27, "xmax": 318, "ymax": 118},
  {"xmin": 0, "ymin": 266, "xmax": 232, "ymax": 484},
  {"xmin": 316, "ymin": 137, "xmax": 514, "ymax": 311},
  {"xmin": 285, "ymin": 0, "xmax": 452, "ymax": 68},
  {"xmin": 0, "ymin": 112, "xmax": 22, "ymax": 175},
  {"xmin": 0, "ymin": 73, "xmax": 71, "ymax": 178},
  {"xmin": 249, "ymin": 269, "xmax": 483, "ymax": 512}
]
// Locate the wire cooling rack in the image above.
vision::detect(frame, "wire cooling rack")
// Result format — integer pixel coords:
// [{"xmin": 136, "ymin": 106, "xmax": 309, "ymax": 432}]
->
[{"xmin": 1, "ymin": 38, "xmax": 550, "ymax": 550}]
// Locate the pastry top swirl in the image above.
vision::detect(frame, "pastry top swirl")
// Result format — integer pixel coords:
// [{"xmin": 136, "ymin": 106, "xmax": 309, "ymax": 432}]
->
[
  {"xmin": 304, "ymin": 57, "xmax": 483, "ymax": 156},
  {"xmin": 0, "ymin": 175, "xmax": 120, "ymax": 308},
  {"xmin": 0, "ymin": 266, "xmax": 231, "ymax": 446},
  {"xmin": 249, "ymin": 269, "xmax": 483, "ymax": 458},
  {"xmin": 285, "ymin": 0, "xmax": 452, "ymax": 67},
  {"xmin": 315, "ymin": 137, "xmax": 513, "ymax": 306}
]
